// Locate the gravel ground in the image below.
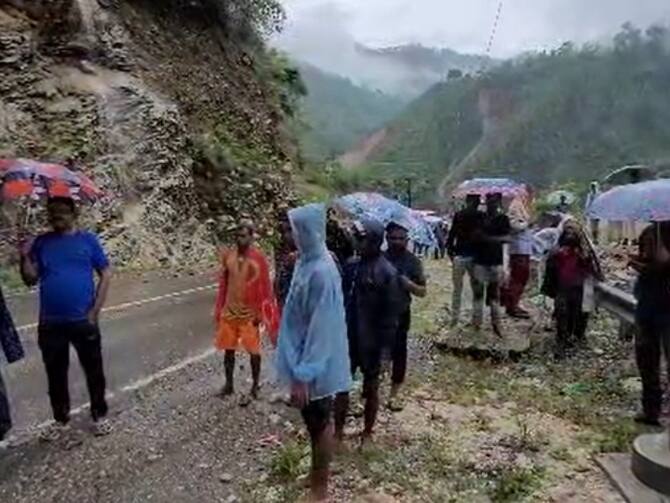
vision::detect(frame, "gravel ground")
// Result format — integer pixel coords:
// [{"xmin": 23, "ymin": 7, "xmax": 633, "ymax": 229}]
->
[
  {"xmin": 0, "ymin": 351, "xmax": 294, "ymax": 503},
  {"xmin": 0, "ymin": 259, "xmax": 647, "ymax": 502}
]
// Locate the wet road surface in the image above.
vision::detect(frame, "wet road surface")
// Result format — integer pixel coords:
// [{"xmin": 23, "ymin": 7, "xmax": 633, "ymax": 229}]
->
[{"xmin": 4, "ymin": 269, "xmax": 219, "ymax": 434}]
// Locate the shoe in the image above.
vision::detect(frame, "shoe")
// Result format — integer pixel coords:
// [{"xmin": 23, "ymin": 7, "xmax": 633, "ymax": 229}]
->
[
  {"xmin": 92, "ymin": 418, "xmax": 113, "ymax": 437},
  {"xmin": 508, "ymin": 308, "xmax": 531, "ymax": 319},
  {"xmin": 634, "ymin": 412, "xmax": 661, "ymax": 427},
  {"xmin": 39, "ymin": 422, "xmax": 71, "ymax": 442},
  {"xmin": 387, "ymin": 396, "xmax": 405, "ymax": 412}
]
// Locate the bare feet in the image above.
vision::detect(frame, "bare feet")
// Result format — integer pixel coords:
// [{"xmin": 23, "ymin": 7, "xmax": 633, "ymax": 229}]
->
[
  {"xmin": 217, "ymin": 383, "xmax": 234, "ymax": 398},
  {"xmin": 333, "ymin": 436, "xmax": 348, "ymax": 455},
  {"xmin": 492, "ymin": 323, "xmax": 503, "ymax": 338},
  {"xmin": 239, "ymin": 394, "xmax": 253, "ymax": 407},
  {"xmin": 360, "ymin": 433, "xmax": 375, "ymax": 451},
  {"xmin": 250, "ymin": 384, "xmax": 260, "ymax": 400}
]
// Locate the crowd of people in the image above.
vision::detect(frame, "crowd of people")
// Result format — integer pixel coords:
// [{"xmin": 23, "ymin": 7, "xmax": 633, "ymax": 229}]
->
[
  {"xmin": 220, "ymin": 204, "xmax": 426, "ymax": 500},
  {"xmin": 0, "ymin": 191, "xmax": 668, "ymax": 502}
]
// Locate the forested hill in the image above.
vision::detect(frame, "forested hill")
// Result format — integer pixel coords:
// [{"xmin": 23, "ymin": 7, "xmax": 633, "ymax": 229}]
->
[
  {"xmin": 296, "ymin": 63, "xmax": 406, "ymax": 162},
  {"xmin": 344, "ymin": 24, "xmax": 670, "ymax": 205}
]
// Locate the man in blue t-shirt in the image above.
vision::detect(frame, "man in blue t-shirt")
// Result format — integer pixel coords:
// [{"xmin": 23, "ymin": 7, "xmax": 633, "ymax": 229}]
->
[{"xmin": 20, "ymin": 197, "xmax": 112, "ymax": 440}]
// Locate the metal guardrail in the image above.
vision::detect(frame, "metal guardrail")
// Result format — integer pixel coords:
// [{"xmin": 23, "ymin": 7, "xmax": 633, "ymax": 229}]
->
[{"xmin": 594, "ymin": 282, "xmax": 637, "ymax": 325}]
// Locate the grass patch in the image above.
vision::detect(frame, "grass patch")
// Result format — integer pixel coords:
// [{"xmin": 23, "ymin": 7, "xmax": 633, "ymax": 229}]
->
[
  {"xmin": 592, "ymin": 420, "xmax": 639, "ymax": 453},
  {"xmin": 0, "ymin": 268, "xmax": 26, "ymax": 292},
  {"xmin": 430, "ymin": 341, "xmax": 638, "ymax": 443},
  {"xmin": 491, "ymin": 465, "xmax": 546, "ymax": 503},
  {"xmin": 269, "ymin": 440, "xmax": 309, "ymax": 481}
]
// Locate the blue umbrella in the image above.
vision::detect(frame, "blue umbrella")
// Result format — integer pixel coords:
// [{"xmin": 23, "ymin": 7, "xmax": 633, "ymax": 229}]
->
[
  {"xmin": 452, "ymin": 178, "xmax": 528, "ymax": 199},
  {"xmin": 335, "ymin": 192, "xmax": 436, "ymax": 246},
  {"xmin": 586, "ymin": 179, "xmax": 670, "ymax": 222}
]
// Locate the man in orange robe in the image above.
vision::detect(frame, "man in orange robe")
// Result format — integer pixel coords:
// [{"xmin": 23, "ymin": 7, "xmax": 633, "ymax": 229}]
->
[{"xmin": 214, "ymin": 221, "xmax": 278, "ymax": 405}]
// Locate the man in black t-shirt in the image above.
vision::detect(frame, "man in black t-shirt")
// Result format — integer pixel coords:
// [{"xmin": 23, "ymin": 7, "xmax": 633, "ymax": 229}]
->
[
  {"xmin": 472, "ymin": 193, "xmax": 511, "ymax": 335},
  {"xmin": 630, "ymin": 222, "xmax": 670, "ymax": 426},
  {"xmin": 385, "ymin": 222, "xmax": 427, "ymax": 411},
  {"xmin": 446, "ymin": 194, "xmax": 484, "ymax": 327}
]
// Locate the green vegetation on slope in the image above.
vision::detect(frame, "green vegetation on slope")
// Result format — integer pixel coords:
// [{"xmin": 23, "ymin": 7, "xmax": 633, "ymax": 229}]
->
[
  {"xmin": 349, "ymin": 23, "xmax": 670, "ymax": 205},
  {"xmin": 296, "ymin": 63, "xmax": 406, "ymax": 161}
]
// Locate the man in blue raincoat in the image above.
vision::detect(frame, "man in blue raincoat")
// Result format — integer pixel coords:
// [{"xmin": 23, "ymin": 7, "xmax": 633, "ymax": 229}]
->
[
  {"xmin": 276, "ymin": 203, "xmax": 351, "ymax": 502},
  {"xmin": 0, "ymin": 284, "xmax": 24, "ymax": 443}
]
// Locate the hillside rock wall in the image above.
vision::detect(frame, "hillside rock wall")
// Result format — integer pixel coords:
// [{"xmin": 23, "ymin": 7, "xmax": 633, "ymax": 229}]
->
[{"xmin": 0, "ymin": 0, "xmax": 294, "ymax": 268}]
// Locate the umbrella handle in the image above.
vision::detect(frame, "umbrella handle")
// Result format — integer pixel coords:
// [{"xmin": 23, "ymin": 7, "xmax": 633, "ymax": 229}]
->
[{"xmin": 16, "ymin": 203, "xmax": 36, "ymax": 250}]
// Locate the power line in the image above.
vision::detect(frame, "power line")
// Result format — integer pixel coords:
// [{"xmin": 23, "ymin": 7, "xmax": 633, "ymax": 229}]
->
[{"xmin": 485, "ymin": 0, "xmax": 504, "ymax": 59}]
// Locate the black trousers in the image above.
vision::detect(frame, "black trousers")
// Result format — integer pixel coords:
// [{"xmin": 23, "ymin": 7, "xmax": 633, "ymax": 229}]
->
[
  {"xmin": 391, "ymin": 310, "xmax": 411, "ymax": 385},
  {"xmin": 38, "ymin": 321, "xmax": 108, "ymax": 424},
  {"xmin": 555, "ymin": 287, "xmax": 589, "ymax": 349},
  {"xmin": 635, "ymin": 320, "xmax": 670, "ymax": 419},
  {"xmin": 0, "ymin": 370, "xmax": 11, "ymax": 440}
]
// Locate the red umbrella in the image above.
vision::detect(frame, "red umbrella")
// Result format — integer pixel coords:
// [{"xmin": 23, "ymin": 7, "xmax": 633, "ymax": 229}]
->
[{"xmin": 0, "ymin": 158, "xmax": 102, "ymax": 203}]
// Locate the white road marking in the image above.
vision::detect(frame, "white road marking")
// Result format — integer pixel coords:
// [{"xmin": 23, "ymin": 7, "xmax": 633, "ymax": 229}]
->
[
  {"xmin": 16, "ymin": 284, "xmax": 217, "ymax": 333},
  {"xmin": 120, "ymin": 348, "xmax": 216, "ymax": 393},
  {"xmin": 21, "ymin": 348, "xmax": 218, "ymax": 442}
]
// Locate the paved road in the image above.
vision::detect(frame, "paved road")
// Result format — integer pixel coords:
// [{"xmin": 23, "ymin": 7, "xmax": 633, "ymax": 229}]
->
[
  {"xmin": 4, "ymin": 269, "xmax": 219, "ymax": 434},
  {"xmin": 0, "ymin": 269, "xmax": 288, "ymax": 503}
]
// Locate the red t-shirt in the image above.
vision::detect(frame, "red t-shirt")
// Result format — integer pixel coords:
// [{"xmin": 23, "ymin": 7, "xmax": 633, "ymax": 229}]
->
[{"xmin": 554, "ymin": 246, "xmax": 589, "ymax": 288}]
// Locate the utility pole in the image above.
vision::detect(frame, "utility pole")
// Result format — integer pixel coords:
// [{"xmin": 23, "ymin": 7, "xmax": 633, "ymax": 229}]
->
[{"xmin": 405, "ymin": 177, "xmax": 412, "ymax": 208}]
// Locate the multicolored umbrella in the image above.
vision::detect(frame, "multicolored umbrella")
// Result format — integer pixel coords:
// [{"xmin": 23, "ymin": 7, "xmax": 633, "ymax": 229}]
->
[
  {"xmin": 452, "ymin": 178, "xmax": 528, "ymax": 199},
  {"xmin": 586, "ymin": 179, "xmax": 670, "ymax": 222},
  {"xmin": 0, "ymin": 158, "xmax": 102, "ymax": 203},
  {"xmin": 334, "ymin": 192, "xmax": 436, "ymax": 246}
]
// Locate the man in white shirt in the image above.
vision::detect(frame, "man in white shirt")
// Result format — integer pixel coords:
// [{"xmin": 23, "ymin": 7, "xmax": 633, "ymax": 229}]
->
[{"xmin": 502, "ymin": 219, "xmax": 533, "ymax": 319}]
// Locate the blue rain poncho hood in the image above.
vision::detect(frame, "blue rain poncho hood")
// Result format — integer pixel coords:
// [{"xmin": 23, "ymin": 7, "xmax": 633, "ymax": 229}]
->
[{"xmin": 275, "ymin": 204, "xmax": 351, "ymax": 400}]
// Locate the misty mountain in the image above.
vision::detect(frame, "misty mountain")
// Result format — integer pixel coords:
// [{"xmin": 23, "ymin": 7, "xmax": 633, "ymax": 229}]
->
[
  {"xmin": 340, "ymin": 24, "xmax": 670, "ymax": 204},
  {"xmin": 354, "ymin": 43, "xmax": 494, "ymax": 96},
  {"xmin": 296, "ymin": 63, "xmax": 406, "ymax": 162},
  {"xmin": 275, "ymin": 4, "xmax": 493, "ymax": 99}
]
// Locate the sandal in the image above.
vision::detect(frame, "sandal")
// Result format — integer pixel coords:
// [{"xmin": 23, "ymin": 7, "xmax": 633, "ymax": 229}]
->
[
  {"xmin": 387, "ymin": 397, "xmax": 405, "ymax": 412},
  {"xmin": 92, "ymin": 419, "xmax": 113, "ymax": 437},
  {"xmin": 39, "ymin": 422, "xmax": 71, "ymax": 442}
]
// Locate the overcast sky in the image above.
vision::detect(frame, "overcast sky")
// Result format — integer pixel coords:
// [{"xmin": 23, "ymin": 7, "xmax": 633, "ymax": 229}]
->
[{"xmin": 278, "ymin": 0, "xmax": 670, "ymax": 58}]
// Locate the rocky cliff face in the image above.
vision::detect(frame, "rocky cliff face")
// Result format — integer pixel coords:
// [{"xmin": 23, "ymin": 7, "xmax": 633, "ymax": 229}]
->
[{"xmin": 0, "ymin": 0, "xmax": 295, "ymax": 268}]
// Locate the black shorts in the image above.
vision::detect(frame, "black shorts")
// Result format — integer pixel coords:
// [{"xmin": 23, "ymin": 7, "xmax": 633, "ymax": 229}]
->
[{"xmin": 301, "ymin": 397, "xmax": 333, "ymax": 439}]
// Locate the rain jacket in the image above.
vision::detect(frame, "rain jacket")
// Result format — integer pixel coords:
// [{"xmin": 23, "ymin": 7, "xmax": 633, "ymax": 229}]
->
[
  {"xmin": 355, "ymin": 219, "xmax": 403, "ymax": 354},
  {"xmin": 275, "ymin": 204, "xmax": 351, "ymax": 401}
]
